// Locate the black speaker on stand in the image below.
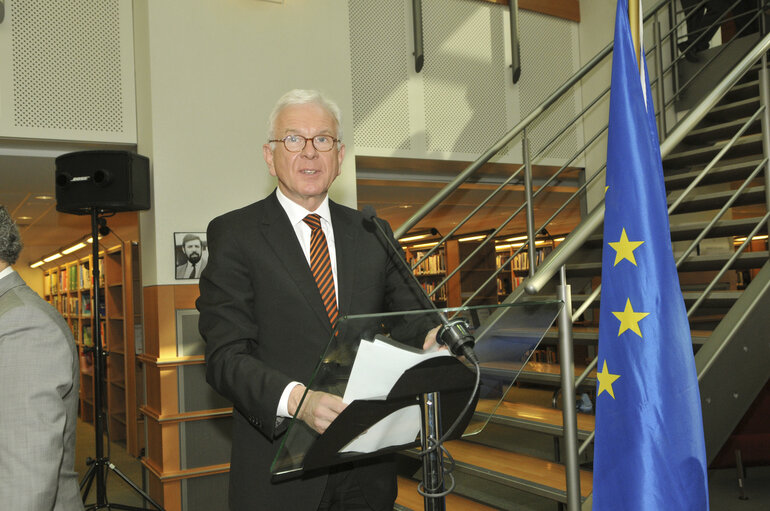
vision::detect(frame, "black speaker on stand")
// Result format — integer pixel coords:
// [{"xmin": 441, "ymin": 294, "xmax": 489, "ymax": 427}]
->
[{"xmin": 55, "ymin": 150, "xmax": 163, "ymax": 511}]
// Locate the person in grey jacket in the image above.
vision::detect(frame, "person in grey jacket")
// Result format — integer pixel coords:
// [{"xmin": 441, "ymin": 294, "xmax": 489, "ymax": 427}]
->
[{"xmin": 0, "ymin": 205, "xmax": 84, "ymax": 511}]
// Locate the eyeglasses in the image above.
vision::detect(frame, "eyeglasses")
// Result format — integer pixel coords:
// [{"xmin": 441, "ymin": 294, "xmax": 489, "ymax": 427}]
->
[{"xmin": 269, "ymin": 134, "xmax": 340, "ymax": 152}]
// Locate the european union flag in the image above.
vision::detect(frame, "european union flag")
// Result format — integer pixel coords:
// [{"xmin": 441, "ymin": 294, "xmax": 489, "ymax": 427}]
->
[{"xmin": 593, "ymin": 1, "xmax": 709, "ymax": 509}]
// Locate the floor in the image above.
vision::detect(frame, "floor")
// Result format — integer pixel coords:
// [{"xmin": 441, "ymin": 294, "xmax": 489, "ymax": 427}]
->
[
  {"xmin": 75, "ymin": 419, "xmax": 150, "ymax": 509},
  {"xmin": 74, "ymin": 418, "xmax": 769, "ymax": 510}
]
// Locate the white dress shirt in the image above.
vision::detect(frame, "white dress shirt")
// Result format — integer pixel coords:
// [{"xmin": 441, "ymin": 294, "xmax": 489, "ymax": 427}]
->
[
  {"xmin": 274, "ymin": 187, "xmax": 339, "ymax": 418},
  {"xmin": 0, "ymin": 266, "xmax": 13, "ymax": 280}
]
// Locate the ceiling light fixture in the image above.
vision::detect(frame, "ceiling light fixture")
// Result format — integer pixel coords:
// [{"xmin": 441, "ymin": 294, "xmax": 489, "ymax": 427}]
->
[
  {"xmin": 43, "ymin": 253, "xmax": 63, "ymax": 263},
  {"xmin": 29, "ymin": 234, "xmax": 103, "ymax": 269},
  {"xmin": 62, "ymin": 242, "xmax": 87, "ymax": 255}
]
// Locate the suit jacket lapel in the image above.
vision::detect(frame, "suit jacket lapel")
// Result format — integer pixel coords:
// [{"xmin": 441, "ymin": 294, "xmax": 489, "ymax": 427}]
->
[
  {"xmin": 330, "ymin": 202, "xmax": 357, "ymax": 319},
  {"xmin": 260, "ymin": 193, "xmax": 332, "ymax": 335}
]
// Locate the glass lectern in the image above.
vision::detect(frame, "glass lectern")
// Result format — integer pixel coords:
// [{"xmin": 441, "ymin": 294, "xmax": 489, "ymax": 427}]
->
[{"xmin": 270, "ymin": 299, "xmax": 563, "ymax": 479}]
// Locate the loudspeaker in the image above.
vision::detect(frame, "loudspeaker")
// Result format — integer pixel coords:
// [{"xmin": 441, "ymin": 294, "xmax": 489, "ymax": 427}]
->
[{"xmin": 55, "ymin": 150, "xmax": 151, "ymax": 214}]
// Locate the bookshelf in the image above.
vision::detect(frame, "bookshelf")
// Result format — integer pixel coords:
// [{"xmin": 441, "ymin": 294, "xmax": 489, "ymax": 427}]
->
[
  {"xmin": 404, "ymin": 245, "xmax": 449, "ymax": 306},
  {"xmin": 495, "ymin": 240, "xmax": 556, "ymax": 298},
  {"xmin": 43, "ymin": 241, "xmax": 144, "ymax": 456}
]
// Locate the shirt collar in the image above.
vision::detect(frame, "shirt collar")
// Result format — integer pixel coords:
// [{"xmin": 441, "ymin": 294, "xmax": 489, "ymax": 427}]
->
[
  {"xmin": 0, "ymin": 266, "xmax": 14, "ymax": 280},
  {"xmin": 275, "ymin": 187, "xmax": 332, "ymax": 227}
]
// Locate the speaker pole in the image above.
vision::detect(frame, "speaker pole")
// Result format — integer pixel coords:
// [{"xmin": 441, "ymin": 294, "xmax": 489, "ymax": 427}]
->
[
  {"xmin": 78, "ymin": 208, "xmax": 164, "ymax": 511},
  {"xmin": 90, "ymin": 208, "xmax": 108, "ymax": 508}
]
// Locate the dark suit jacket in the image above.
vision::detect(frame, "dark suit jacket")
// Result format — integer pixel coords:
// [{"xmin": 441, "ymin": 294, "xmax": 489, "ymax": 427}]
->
[{"xmin": 196, "ymin": 191, "xmax": 431, "ymax": 511}]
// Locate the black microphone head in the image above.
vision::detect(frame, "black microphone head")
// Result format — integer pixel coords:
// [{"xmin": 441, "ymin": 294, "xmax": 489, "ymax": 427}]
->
[{"xmin": 362, "ymin": 205, "xmax": 377, "ymax": 222}]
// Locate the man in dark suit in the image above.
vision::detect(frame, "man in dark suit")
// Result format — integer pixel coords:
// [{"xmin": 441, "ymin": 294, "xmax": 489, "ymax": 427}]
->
[{"xmin": 197, "ymin": 89, "xmax": 438, "ymax": 510}]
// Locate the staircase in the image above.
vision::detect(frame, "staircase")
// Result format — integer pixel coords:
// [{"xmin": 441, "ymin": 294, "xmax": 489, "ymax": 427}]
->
[{"xmin": 393, "ymin": 1, "xmax": 770, "ymax": 509}]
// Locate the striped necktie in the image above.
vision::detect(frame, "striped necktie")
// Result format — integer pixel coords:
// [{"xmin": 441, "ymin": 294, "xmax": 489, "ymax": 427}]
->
[{"xmin": 302, "ymin": 214, "xmax": 338, "ymax": 326}]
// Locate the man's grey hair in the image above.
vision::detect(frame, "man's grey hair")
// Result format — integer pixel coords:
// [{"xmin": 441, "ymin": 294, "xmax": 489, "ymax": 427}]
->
[
  {"xmin": 267, "ymin": 89, "xmax": 343, "ymax": 144},
  {"xmin": 0, "ymin": 206, "xmax": 23, "ymax": 265}
]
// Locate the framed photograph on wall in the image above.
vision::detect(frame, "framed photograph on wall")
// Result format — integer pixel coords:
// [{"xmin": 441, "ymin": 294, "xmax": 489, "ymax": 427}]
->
[{"xmin": 174, "ymin": 232, "xmax": 208, "ymax": 280}]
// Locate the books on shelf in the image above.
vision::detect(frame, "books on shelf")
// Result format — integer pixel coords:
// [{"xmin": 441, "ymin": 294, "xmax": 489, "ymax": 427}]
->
[
  {"xmin": 409, "ymin": 251, "xmax": 445, "ymax": 275},
  {"xmin": 81, "ymin": 294, "xmax": 92, "ymax": 317},
  {"xmin": 80, "ymin": 261, "xmax": 91, "ymax": 289},
  {"xmin": 82, "ymin": 324, "xmax": 93, "ymax": 347}
]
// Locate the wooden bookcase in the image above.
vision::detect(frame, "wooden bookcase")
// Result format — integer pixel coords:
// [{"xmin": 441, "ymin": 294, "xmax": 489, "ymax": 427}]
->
[{"xmin": 43, "ymin": 241, "xmax": 144, "ymax": 456}]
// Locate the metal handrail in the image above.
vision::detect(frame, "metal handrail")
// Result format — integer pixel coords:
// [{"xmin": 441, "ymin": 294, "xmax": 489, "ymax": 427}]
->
[
  {"xmin": 526, "ymin": 30, "xmax": 770, "ymax": 296},
  {"xmin": 393, "ymin": 0, "xmax": 673, "ymax": 240},
  {"xmin": 409, "ymin": 1, "xmax": 761, "ymax": 309}
]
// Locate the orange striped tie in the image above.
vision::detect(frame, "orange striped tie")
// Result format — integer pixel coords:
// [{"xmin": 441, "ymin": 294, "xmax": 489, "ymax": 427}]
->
[{"xmin": 303, "ymin": 214, "xmax": 338, "ymax": 326}]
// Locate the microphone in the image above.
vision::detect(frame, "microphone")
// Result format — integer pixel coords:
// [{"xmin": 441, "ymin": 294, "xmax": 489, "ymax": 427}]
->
[{"xmin": 362, "ymin": 205, "xmax": 478, "ymax": 364}]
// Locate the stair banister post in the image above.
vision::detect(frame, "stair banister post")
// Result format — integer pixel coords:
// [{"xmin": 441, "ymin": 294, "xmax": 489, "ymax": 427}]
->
[
  {"xmin": 759, "ymin": 51, "xmax": 770, "ymax": 241},
  {"xmin": 652, "ymin": 19, "xmax": 667, "ymax": 137},
  {"xmin": 557, "ymin": 265, "xmax": 581, "ymax": 509},
  {"xmin": 523, "ymin": 129, "xmax": 537, "ymax": 278}
]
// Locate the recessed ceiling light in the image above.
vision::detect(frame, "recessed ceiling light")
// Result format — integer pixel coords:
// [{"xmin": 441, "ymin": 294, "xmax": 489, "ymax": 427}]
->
[
  {"xmin": 16, "ymin": 216, "xmax": 32, "ymax": 221},
  {"xmin": 34, "ymin": 195, "xmax": 54, "ymax": 201}
]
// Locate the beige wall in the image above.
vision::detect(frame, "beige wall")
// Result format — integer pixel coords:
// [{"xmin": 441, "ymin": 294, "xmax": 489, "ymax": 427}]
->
[{"xmin": 133, "ymin": 0, "xmax": 358, "ymax": 286}]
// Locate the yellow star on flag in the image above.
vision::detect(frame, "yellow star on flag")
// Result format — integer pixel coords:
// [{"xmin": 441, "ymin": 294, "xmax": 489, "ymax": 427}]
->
[
  {"xmin": 597, "ymin": 360, "xmax": 620, "ymax": 399},
  {"xmin": 608, "ymin": 228, "xmax": 644, "ymax": 266},
  {"xmin": 612, "ymin": 298, "xmax": 650, "ymax": 337}
]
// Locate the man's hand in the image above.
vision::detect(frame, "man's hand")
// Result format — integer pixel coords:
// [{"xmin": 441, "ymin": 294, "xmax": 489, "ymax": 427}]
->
[
  {"xmin": 288, "ymin": 384, "xmax": 347, "ymax": 434},
  {"xmin": 423, "ymin": 325, "xmax": 443, "ymax": 351}
]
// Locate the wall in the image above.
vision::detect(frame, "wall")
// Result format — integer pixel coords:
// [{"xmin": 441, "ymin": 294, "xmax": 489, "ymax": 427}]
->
[{"xmin": 133, "ymin": 0, "xmax": 358, "ymax": 286}]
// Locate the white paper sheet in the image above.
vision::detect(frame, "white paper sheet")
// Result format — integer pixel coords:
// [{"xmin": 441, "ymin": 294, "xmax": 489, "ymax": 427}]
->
[{"xmin": 340, "ymin": 338, "xmax": 449, "ymax": 453}]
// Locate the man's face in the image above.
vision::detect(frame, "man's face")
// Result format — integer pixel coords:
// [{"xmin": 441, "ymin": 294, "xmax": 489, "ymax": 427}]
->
[
  {"xmin": 263, "ymin": 103, "xmax": 345, "ymax": 211},
  {"xmin": 183, "ymin": 240, "xmax": 202, "ymax": 264}
]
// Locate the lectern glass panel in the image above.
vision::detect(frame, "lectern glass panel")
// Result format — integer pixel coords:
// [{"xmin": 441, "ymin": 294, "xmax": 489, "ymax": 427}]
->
[{"xmin": 270, "ymin": 300, "xmax": 562, "ymax": 477}]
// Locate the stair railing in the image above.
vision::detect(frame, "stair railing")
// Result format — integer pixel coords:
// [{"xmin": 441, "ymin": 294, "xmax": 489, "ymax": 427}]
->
[
  {"xmin": 542, "ymin": 25, "xmax": 770, "ymax": 509},
  {"xmin": 392, "ymin": 1, "xmax": 770, "ymax": 507}
]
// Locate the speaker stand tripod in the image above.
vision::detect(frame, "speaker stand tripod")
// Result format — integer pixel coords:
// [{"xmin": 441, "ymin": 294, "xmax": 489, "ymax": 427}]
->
[{"xmin": 78, "ymin": 209, "xmax": 164, "ymax": 511}]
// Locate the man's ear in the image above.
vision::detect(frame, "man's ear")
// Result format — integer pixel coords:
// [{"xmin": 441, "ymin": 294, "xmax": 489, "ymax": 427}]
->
[
  {"xmin": 263, "ymin": 143, "xmax": 276, "ymax": 177},
  {"xmin": 336, "ymin": 143, "xmax": 346, "ymax": 176}
]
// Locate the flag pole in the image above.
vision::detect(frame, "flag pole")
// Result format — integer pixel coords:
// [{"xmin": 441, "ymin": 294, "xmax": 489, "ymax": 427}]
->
[{"xmin": 628, "ymin": 0, "xmax": 641, "ymax": 73}]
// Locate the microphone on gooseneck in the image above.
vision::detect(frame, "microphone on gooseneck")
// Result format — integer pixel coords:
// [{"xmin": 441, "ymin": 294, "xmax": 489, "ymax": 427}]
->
[{"xmin": 361, "ymin": 205, "xmax": 478, "ymax": 365}]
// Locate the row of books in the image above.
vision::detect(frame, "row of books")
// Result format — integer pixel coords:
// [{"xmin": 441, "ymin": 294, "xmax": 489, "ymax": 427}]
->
[
  {"xmin": 496, "ymin": 247, "xmax": 552, "ymax": 272},
  {"xmin": 44, "ymin": 260, "xmax": 102, "ymax": 295},
  {"xmin": 81, "ymin": 321, "xmax": 105, "ymax": 348},
  {"xmin": 420, "ymin": 281, "xmax": 448, "ymax": 302},
  {"xmin": 497, "ymin": 276, "xmax": 526, "ymax": 295},
  {"xmin": 409, "ymin": 251, "xmax": 446, "ymax": 275}
]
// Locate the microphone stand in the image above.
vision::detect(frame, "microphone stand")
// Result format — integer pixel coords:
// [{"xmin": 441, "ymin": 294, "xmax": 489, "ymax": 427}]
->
[
  {"xmin": 78, "ymin": 208, "xmax": 165, "ymax": 511},
  {"xmin": 362, "ymin": 206, "xmax": 478, "ymax": 511}
]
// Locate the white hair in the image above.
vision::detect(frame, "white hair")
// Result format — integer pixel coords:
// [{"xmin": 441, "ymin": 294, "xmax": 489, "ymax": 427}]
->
[{"xmin": 267, "ymin": 89, "xmax": 343, "ymax": 144}]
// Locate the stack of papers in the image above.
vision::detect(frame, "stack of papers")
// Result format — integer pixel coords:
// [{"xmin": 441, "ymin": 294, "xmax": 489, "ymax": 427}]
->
[{"xmin": 340, "ymin": 337, "xmax": 449, "ymax": 453}]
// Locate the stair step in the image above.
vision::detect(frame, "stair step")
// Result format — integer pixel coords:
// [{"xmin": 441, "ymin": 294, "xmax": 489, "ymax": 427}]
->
[
  {"xmin": 668, "ymin": 217, "xmax": 768, "ymax": 240},
  {"xmin": 669, "ymin": 185, "xmax": 766, "ymax": 214},
  {"xmin": 705, "ymin": 97, "xmax": 760, "ymax": 123},
  {"xmin": 396, "ymin": 476, "xmax": 497, "ymax": 511},
  {"xmin": 683, "ymin": 115, "xmax": 761, "ymax": 145},
  {"xmin": 563, "ymin": 290, "xmax": 742, "ymax": 308},
  {"xmin": 435, "ymin": 439, "xmax": 592, "ymax": 502},
  {"xmin": 474, "ymin": 399, "xmax": 594, "ymax": 440},
  {"xmin": 538, "ymin": 325, "xmax": 712, "ymax": 346},
  {"xmin": 516, "ymin": 361, "xmax": 596, "ymax": 387},
  {"xmin": 719, "ymin": 78, "xmax": 759, "ymax": 104},
  {"xmin": 664, "ymin": 159, "xmax": 764, "ymax": 189},
  {"xmin": 663, "ymin": 133, "xmax": 762, "ymax": 169},
  {"xmin": 566, "ymin": 250, "xmax": 768, "ymax": 275}
]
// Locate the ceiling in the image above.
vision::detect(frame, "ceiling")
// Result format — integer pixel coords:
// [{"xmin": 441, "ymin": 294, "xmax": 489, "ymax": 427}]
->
[
  {"xmin": 355, "ymin": 156, "xmax": 582, "ymax": 242},
  {"xmin": 1, "ymin": 152, "xmax": 581, "ymax": 270}
]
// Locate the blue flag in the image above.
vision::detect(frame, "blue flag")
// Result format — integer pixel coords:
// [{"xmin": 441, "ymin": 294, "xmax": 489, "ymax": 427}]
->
[{"xmin": 593, "ymin": 1, "xmax": 709, "ymax": 509}]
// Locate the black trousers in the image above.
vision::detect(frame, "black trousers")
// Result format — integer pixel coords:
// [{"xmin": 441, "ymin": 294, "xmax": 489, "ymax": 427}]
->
[{"xmin": 317, "ymin": 465, "xmax": 376, "ymax": 511}]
